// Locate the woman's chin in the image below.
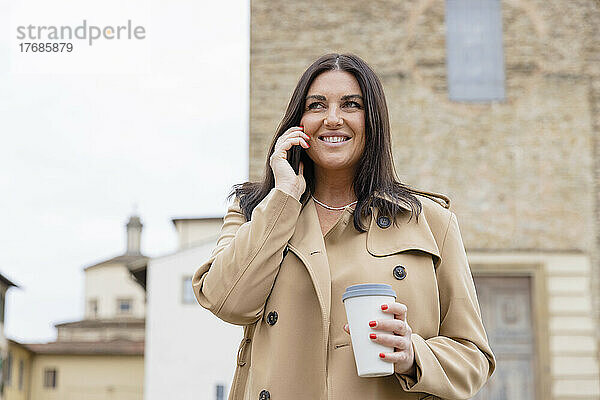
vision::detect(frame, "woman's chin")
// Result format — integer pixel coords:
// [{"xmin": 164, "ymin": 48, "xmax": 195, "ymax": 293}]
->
[{"xmin": 313, "ymin": 159, "xmax": 356, "ymax": 172}]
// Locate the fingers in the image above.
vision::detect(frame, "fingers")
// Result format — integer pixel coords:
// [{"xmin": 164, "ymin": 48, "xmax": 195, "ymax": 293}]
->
[
  {"xmin": 368, "ymin": 332, "xmax": 411, "ymax": 351},
  {"xmin": 381, "ymin": 302, "xmax": 407, "ymax": 322},
  {"xmin": 278, "ymin": 126, "xmax": 310, "ymax": 145},
  {"xmin": 378, "ymin": 348, "xmax": 413, "ymax": 365},
  {"xmin": 270, "ymin": 135, "xmax": 309, "ymax": 166},
  {"xmin": 369, "ymin": 318, "xmax": 412, "ymax": 336},
  {"xmin": 283, "ymin": 127, "xmax": 310, "ymax": 142}
]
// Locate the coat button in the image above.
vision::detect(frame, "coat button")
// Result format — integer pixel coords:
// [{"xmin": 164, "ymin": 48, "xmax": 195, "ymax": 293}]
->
[
  {"xmin": 259, "ymin": 390, "xmax": 270, "ymax": 400},
  {"xmin": 377, "ymin": 215, "xmax": 391, "ymax": 229},
  {"xmin": 266, "ymin": 311, "xmax": 278, "ymax": 326},
  {"xmin": 393, "ymin": 265, "xmax": 407, "ymax": 280}
]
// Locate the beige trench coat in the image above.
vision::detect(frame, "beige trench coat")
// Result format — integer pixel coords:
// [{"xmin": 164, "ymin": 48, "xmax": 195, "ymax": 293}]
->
[{"xmin": 192, "ymin": 187, "xmax": 496, "ymax": 400}]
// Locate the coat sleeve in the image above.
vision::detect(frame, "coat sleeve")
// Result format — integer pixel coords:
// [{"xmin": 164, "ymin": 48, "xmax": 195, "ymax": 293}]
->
[
  {"xmin": 394, "ymin": 211, "xmax": 497, "ymax": 399},
  {"xmin": 191, "ymin": 187, "xmax": 302, "ymax": 326}
]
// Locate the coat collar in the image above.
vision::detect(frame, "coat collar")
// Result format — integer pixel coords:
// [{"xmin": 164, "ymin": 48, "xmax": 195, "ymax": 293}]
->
[
  {"xmin": 368, "ymin": 190, "xmax": 443, "ymax": 259},
  {"xmin": 366, "ymin": 205, "xmax": 441, "ymax": 260}
]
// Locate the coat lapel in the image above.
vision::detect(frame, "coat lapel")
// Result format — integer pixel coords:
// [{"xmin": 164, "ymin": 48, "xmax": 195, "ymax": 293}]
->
[{"xmin": 287, "ymin": 198, "xmax": 332, "ymax": 324}]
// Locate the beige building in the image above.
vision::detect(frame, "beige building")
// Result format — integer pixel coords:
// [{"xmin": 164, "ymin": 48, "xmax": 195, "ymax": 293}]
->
[
  {"xmin": 0, "ymin": 273, "xmax": 19, "ymax": 400},
  {"xmin": 7, "ymin": 215, "xmax": 147, "ymax": 400},
  {"xmin": 250, "ymin": 0, "xmax": 600, "ymax": 398},
  {"xmin": 4, "ymin": 340, "xmax": 32, "ymax": 400}
]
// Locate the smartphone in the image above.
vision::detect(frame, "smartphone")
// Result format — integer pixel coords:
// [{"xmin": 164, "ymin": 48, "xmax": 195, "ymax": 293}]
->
[{"xmin": 287, "ymin": 144, "xmax": 302, "ymax": 175}]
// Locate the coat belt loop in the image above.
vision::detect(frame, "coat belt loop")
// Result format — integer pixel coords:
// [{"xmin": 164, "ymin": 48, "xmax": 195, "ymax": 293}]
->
[{"xmin": 237, "ymin": 337, "xmax": 251, "ymax": 366}]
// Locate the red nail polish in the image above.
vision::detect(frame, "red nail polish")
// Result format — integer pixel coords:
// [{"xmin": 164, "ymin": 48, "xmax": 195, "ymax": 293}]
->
[
  {"xmin": 381, "ymin": 304, "xmax": 388, "ymax": 310},
  {"xmin": 369, "ymin": 333, "xmax": 377, "ymax": 339},
  {"xmin": 379, "ymin": 353, "xmax": 385, "ymax": 358},
  {"xmin": 369, "ymin": 321, "xmax": 376, "ymax": 327}
]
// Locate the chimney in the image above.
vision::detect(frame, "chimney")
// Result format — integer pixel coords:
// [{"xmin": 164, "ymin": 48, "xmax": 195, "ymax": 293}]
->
[{"xmin": 126, "ymin": 215, "xmax": 143, "ymax": 255}]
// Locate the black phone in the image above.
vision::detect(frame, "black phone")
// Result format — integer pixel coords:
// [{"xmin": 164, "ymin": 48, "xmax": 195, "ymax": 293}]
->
[{"xmin": 287, "ymin": 144, "xmax": 302, "ymax": 175}]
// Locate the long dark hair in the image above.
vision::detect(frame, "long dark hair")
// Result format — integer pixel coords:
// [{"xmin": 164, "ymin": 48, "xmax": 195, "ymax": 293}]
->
[{"xmin": 228, "ymin": 52, "xmax": 425, "ymax": 232}]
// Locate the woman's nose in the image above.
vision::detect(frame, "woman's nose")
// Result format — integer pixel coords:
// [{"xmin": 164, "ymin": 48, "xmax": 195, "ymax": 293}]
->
[{"xmin": 324, "ymin": 106, "xmax": 343, "ymax": 127}]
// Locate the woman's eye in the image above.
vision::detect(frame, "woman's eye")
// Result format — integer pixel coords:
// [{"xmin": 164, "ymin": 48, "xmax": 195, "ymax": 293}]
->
[
  {"xmin": 307, "ymin": 101, "xmax": 362, "ymax": 110},
  {"xmin": 344, "ymin": 101, "xmax": 362, "ymax": 108}
]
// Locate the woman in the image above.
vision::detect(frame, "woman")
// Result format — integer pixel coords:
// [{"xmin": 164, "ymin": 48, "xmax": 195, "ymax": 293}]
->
[{"xmin": 192, "ymin": 53, "xmax": 496, "ymax": 400}]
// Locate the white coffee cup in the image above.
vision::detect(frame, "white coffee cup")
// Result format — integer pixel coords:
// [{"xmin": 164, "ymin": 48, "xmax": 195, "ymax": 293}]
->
[{"xmin": 342, "ymin": 283, "xmax": 397, "ymax": 377}]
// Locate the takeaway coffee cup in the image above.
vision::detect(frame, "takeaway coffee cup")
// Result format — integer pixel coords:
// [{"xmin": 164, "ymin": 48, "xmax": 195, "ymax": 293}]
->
[{"xmin": 342, "ymin": 283, "xmax": 397, "ymax": 377}]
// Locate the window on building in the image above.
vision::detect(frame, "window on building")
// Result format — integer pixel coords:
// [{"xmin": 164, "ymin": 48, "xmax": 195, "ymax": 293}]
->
[
  {"xmin": 445, "ymin": 0, "xmax": 505, "ymax": 102},
  {"xmin": 0, "ymin": 292, "xmax": 5, "ymax": 324},
  {"xmin": 216, "ymin": 384, "xmax": 225, "ymax": 400},
  {"xmin": 182, "ymin": 277, "xmax": 195, "ymax": 304},
  {"xmin": 5, "ymin": 351, "xmax": 12, "ymax": 386},
  {"xmin": 18, "ymin": 360, "xmax": 24, "ymax": 390},
  {"xmin": 43, "ymin": 368, "xmax": 57, "ymax": 389},
  {"xmin": 89, "ymin": 299, "xmax": 98, "ymax": 318},
  {"xmin": 117, "ymin": 299, "xmax": 133, "ymax": 314}
]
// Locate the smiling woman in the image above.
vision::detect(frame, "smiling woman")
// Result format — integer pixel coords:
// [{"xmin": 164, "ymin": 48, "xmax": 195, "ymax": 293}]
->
[{"xmin": 191, "ymin": 53, "xmax": 496, "ymax": 400}]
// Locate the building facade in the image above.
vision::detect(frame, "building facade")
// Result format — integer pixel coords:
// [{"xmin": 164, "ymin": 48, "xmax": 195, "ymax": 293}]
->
[
  {"xmin": 0, "ymin": 274, "xmax": 19, "ymax": 400},
  {"xmin": 8, "ymin": 215, "xmax": 147, "ymax": 400},
  {"xmin": 249, "ymin": 0, "xmax": 600, "ymax": 398},
  {"xmin": 4, "ymin": 340, "xmax": 32, "ymax": 400},
  {"xmin": 133, "ymin": 217, "xmax": 236, "ymax": 400}
]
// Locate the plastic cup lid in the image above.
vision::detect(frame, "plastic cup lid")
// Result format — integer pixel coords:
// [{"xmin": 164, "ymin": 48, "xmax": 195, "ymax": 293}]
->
[{"xmin": 342, "ymin": 283, "xmax": 397, "ymax": 302}]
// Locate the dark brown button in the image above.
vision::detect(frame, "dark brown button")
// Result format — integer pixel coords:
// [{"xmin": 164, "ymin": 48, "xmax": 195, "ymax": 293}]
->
[
  {"xmin": 377, "ymin": 215, "xmax": 391, "ymax": 228},
  {"xmin": 259, "ymin": 390, "xmax": 270, "ymax": 400},
  {"xmin": 266, "ymin": 311, "xmax": 278, "ymax": 326},
  {"xmin": 393, "ymin": 265, "xmax": 407, "ymax": 280}
]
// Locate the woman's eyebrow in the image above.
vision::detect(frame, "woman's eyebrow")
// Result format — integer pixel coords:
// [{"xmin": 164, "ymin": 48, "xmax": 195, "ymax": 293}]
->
[{"xmin": 305, "ymin": 94, "xmax": 364, "ymax": 101}]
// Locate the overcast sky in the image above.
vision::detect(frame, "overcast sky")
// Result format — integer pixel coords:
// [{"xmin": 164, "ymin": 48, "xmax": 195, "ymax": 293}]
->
[{"xmin": 0, "ymin": 0, "xmax": 249, "ymax": 343}]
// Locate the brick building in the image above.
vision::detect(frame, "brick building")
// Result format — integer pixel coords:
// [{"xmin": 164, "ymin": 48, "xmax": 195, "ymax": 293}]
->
[{"xmin": 249, "ymin": 0, "xmax": 600, "ymax": 398}]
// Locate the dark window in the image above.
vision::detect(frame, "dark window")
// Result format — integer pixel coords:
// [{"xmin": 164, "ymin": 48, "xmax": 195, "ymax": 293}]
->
[
  {"xmin": 216, "ymin": 384, "xmax": 225, "ymax": 400},
  {"xmin": 43, "ymin": 368, "xmax": 57, "ymax": 389},
  {"xmin": 18, "ymin": 360, "xmax": 24, "ymax": 390},
  {"xmin": 445, "ymin": 0, "xmax": 505, "ymax": 102},
  {"xmin": 89, "ymin": 299, "xmax": 98, "ymax": 318},
  {"xmin": 5, "ymin": 351, "xmax": 12, "ymax": 386},
  {"xmin": 117, "ymin": 299, "xmax": 132, "ymax": 314},
  {"xmin": 0, "ymin": 292, "xmax": 5, "ymax": 324}
]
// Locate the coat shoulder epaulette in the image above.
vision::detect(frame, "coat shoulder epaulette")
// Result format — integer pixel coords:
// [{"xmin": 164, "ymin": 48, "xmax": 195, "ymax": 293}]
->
[{"xmin": 409, "ymin": 187, "xmax": 451, "ymax": 209}]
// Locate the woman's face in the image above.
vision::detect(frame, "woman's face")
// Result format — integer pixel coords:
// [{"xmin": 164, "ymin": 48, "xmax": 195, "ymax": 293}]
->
[{"xmin": 300, "ymin": 70, "xmax": 366, "ymax": 173}]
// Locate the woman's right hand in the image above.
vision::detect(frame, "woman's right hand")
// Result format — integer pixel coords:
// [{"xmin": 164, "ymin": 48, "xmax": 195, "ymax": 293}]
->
[{"xmin": 270, "ymin": 126, "xmax": 310, "ymax": 201}]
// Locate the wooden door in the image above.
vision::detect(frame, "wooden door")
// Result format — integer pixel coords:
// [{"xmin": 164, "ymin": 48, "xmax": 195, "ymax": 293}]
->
[{"xmin": 471, "ymin": 276, "xmax": 536, "ymax": 400}]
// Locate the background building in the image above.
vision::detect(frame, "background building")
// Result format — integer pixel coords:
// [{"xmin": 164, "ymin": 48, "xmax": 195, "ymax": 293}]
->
[
  {"xmin": 133, "ymin": 217, "xmax": 236, "ymax": 400},
  {"xmin": 7, "ymin": 215, "xmax": 146, "ymax": 400},
  {"xmin": 0, "ymin": 273, "xmax": 19, "ymax": 400},
  {"xmin": 249, "ymin": 0, "xmax": 600, "ymax": 398}
]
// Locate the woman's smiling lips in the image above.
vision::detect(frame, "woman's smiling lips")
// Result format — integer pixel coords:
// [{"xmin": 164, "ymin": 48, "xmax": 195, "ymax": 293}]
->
[{"xmin": 317, "ymin": 131, "xmax": 352, "ymax": 146}]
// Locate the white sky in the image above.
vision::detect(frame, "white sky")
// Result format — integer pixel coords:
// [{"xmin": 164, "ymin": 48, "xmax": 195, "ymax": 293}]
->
[{"xmin": 0, "ymin": 0, "xmax": 250, "ymax": 343}]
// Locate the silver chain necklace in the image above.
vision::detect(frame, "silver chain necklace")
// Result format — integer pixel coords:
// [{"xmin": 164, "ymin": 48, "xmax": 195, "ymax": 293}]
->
[{"xmin": 311, "ymin": 195, "xmax": 358, "ymax": 211}]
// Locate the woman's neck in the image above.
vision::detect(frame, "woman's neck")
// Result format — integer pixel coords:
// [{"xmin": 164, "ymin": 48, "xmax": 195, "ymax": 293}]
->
[{"xmin": 312, "ymin": 166, "xmax": 357, "ymax": 207}]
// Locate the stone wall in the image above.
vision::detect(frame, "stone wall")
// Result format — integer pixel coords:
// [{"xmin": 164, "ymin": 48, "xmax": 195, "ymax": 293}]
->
[{"xmin": 250, "ymin": 1, "xmax": 600, "ymax": 395}]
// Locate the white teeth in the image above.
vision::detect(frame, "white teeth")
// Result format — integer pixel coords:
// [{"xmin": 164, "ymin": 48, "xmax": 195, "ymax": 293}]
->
[{"xmin": 322, "ymin": 136, "xmax": 347, "ymax": 143}]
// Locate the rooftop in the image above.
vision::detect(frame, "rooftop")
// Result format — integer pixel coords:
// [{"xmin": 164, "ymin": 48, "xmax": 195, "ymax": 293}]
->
[{"xmin": 20, "ymin": 338, "xmax": 144, "ymax": 356}]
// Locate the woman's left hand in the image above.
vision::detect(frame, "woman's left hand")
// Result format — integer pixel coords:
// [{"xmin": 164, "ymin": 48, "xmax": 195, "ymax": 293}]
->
[{"xmin": 343, "ymin": 302, "xmax": 416, "ymax": 376}]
